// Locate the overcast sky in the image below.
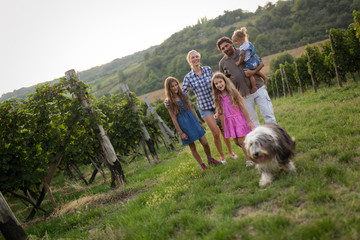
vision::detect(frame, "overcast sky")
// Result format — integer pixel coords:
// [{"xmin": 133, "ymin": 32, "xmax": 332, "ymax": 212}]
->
[{"xmin": 0, "ymin": 0, "xmax": 277, "ymax": 96}]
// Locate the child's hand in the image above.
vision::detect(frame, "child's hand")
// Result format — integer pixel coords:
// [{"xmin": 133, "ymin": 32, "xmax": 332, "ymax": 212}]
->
[
  {"xmin": 235, "ymin": 61, "xmax": 241, "ymax": 67},
  {"xmin": 250, "ymin": 87, "xmax": 258, "ymax": 94},
  {"xmin": 164, "ymin": 98, "xmax": 170, "ymax": 108},
  {"xmin": 180, "ymin": 132, "xmax": 189, "ymax": 140}
]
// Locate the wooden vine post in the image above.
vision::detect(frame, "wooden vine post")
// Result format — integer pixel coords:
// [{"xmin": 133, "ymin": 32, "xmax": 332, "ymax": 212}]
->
[
  {"xmin": 121, "ymin": 83, "xmax": 160, "ymax": 164},
  {"xmin": 27, "ymin": 125, "xmax": 76, "ymax": 220},
  {"xmin": 294, "ymin": 61, "xmax": 304, "ymax": 95},
  {"xmin": 281, "ymin": 65, "xmax": 293, "ymax": 97},
  {"xmin": 65, "ymin": 69, "xmax": 126, "ymax": 187},
  {"xmin": 269, "ymin": 77, "xmax": 276, "ymax": 99},
  {"xmin": 279, "ymin": 64, "xmax": 287, "ymax": 97},
  {"xmin": 329, "ymin": 32, "xmax": 343, "ymax": 88},
  {"xmin": 0, "ymin": 192, "xmax": 27, "ymax": 240},
  {"xmin": 274, "ymin": 74, "xmax": 280, "ymax": 98},
  {"xmin": 143, "ymin": 94, "xmax": 175, "ymax": 150},
  {"xmin": 306, "ymin": 49, "xmax": 317, "ymax": 93}
]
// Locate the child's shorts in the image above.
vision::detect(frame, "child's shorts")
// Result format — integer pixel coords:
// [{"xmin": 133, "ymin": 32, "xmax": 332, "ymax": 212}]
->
[{"xmin": 245, "ymin": 56, "xmax": 261, "ymax": 70}]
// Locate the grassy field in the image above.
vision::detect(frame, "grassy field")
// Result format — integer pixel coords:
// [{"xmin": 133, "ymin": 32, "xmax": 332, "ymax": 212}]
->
[{"xmin": 3, "ymin": 79, "xmax": 360, "ymax": 240}]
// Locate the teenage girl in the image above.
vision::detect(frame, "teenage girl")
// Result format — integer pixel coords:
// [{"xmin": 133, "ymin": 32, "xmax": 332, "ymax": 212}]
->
[
  {"xmin": 165, "ymin": 76, "xmax": 221, "ymax": 171},
  {"xmin": 211, "ymin": 72, "xmax": 255, "ymax": 166}
]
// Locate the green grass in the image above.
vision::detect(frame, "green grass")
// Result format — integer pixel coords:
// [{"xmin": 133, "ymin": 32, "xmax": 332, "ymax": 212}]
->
[{"xmin": 3, "ymin": 80, "xmax": 360, "ymax": 240}]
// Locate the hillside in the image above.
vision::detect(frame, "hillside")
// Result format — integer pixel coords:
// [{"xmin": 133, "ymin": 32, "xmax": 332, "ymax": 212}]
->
[
  {"xmin": 142, "ymin": 39, "xmax": 328, "ymax": 103},
  {"xmin": 0, "ymin": 0, "xmax": 358, "ymax": 102}
]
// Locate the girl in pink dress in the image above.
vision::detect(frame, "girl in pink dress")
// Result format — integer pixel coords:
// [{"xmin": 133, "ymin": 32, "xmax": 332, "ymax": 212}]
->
[{"xmin": 211, "ymin": 72, "xmax": 255, "ymax": 166}]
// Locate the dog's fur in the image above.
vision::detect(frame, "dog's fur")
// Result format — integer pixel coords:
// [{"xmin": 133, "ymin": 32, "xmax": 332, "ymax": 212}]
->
[{"xmin": 244, "ymin": 123, "xmax": 296, "ymax": 187}]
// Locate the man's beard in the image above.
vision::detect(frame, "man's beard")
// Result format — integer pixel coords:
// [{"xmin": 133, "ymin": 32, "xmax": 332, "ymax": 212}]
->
[{"xmin": 225, "ymin": 47, "xmax": 235, "ymax": 57}]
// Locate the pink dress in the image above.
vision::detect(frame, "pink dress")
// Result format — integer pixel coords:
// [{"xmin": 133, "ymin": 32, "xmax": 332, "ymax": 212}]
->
[{"xmin": 221, "ymin": 94, "xmax": 252, "ymax": 139}]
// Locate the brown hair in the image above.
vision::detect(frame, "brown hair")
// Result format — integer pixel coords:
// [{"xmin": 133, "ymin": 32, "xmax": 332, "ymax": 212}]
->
[
  {"xmin": 232, "ymin": 27, "xmax": 248, "ymax": 42},
  {"xmin": 216, "ymin": 37, "xmax": 234, "ymax": 51},
  {"xmin": 211, "ymin": 72, "xmax": 243, "ymax": 112},
  {"xmin": 164, "ymin": 76, "xmax": 191, "ymax": 115}
]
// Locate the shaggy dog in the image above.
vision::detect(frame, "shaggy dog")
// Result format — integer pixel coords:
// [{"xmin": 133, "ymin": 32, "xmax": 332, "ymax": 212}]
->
[{"xmin": 244, "ymin": 123, "xmax": 296, "ymax": 187}]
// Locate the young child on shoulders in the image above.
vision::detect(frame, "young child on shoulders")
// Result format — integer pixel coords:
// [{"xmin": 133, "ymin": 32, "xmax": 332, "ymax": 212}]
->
[
  {"xmin": 232, "ymin": 27, "xmax": 268, "ymax": 94},
  {"xmin": 211, "ymin": 72, "xmax": 255, "ymax": 167},
  {"xmin": 165, "ymin": 76, "xmax": 222, "ymax": 171}
]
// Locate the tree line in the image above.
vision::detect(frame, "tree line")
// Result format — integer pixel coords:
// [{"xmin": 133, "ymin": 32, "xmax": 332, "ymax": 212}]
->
[
  {"xmin": 265, "ymin": 10, "xmax": 360, "ymax": 98},
  {"xmin": 121, "ymin": 0, "xmax": 359, "ymax": 96}
]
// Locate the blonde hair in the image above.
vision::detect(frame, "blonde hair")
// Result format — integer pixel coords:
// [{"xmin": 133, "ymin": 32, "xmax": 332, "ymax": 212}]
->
[
  {"xmin": 232, "ymin": 27, "xmax": 248, "ymax": 42},
  {"xmin": 164, "ymin": 76, "xmax": 190, "ymax": 115},
  {"xmin": 186, "ymin": 50, "xmax": 201, "ymax": 68},
  {"xmin": 211, "ymin": 72, "xmax": 244, "ymax": 112}
]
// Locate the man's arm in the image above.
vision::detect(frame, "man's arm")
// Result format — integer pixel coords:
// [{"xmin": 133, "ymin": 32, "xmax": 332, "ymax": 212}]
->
[{"xmin": 219, "ymin": 61, "xmax": 224, "ymax": 73}]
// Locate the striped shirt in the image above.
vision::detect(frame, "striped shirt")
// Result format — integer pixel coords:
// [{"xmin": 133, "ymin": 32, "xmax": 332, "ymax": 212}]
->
[{"xmin": 182, "ymin": 66, "xmax": 214, "ymax": 110}]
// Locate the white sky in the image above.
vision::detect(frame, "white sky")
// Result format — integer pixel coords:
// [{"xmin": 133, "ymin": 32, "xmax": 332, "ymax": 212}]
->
[{"xmin": 0, "ymin": 0, "xmax": 276, "ymax": 96}]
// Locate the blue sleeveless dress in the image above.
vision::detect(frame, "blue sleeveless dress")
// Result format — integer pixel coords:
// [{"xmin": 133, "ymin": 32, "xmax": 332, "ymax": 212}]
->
[{"xmin": 174, "ymin": 100, "xmax": 206, "ymax": 146}]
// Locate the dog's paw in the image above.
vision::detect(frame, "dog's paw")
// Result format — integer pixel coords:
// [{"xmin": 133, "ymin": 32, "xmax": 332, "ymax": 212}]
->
[
  {"xmin": 259, "ymin": 179, "xmax": 271, "ymax": 187},
  {"xmin": 259, "ymin": 172, "xmax": 273, "ymax": 187},
  {"xmin": 283, "ymin": 161, "xmax": 296, "ymax": 173}
]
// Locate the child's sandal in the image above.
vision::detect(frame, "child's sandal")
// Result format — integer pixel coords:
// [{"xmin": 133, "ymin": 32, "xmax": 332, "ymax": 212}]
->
[{"xmin": 246, "ymin": 160, "xmax": 254, "ymax": 167}]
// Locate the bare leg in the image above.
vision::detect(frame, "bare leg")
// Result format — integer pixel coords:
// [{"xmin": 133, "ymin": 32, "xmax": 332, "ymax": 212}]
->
[
  {"xmin": 219, "ymin": 114, "xmax": 236, "ymax": 157},
  {"xmin": 198, "ymin": 135, "xmax": 211, "ymax": 158},
  {"xmin": 250, "ymin": 75, "xmax": 258, "ymax": 94},
  {"xmin": 233, "ymin": 137, "xmax": 250, "ymax": 160},
  {"xmin": 188, "ymin": 142, "xmax": 204, "ymax": 165},
  {"xmin": 221, "ymin": 134, "xmax": 234, "ymax": 155},
  {"xmin": 203, "ymin": 114, "xmax": 224, "ymax": 159},
  {"xmin": 256, "ymin": 71, "xmax": 268, "ymax": 85}
]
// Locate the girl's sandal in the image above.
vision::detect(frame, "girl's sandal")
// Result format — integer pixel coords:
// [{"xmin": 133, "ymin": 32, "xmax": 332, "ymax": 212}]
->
[{"xmin": 246, "ymin": 160, "xmax": 254, "ymax": 167}]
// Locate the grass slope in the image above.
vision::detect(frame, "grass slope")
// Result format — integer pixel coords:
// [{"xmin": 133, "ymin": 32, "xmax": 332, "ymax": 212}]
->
[{"xmin": 4, "ymin": 80, "xmax": 360, "ymax": 240}]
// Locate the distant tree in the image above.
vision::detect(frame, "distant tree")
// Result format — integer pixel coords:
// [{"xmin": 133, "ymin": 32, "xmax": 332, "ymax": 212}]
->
[
  {"xmin": 352, "ymin": 10, "xmax": 360, "ymax": 39},
  {"xmin": 271, "ymin": 0, "xmax": 293, "ymax": 18},
  {"xmin": 255, "ymin": 13, "xmax": 273, "ymax": 32},
  {"xmin": 290, "ymin": 23, "xmax": 304, "ymax": 43},
  {"xmin": 144, "ymin": 52, "xmax": 150, "ymax": 62},
  {"xmin": 351, "ymin": 0, "xmax": 360, "ymax": 10},
  {"xmin": 270, "ymin": 52, "xmax": 294, "ymax": 72},
  {"xmin": 117, "ymin": 70, "xmax": 126, "ymax": 83},
  {"xmin": 255, "ymin": 33, "xmax": 273, "ymax": 56},
  {"xmin": 246, "ymin": 26, "xmax": 260, "ymax": 42}
]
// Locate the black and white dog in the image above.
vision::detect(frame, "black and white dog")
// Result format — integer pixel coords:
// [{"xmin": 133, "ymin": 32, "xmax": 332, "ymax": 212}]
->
[{"xmin": 244, "ymin": 123, "xmax": 296, "ymax": 187}]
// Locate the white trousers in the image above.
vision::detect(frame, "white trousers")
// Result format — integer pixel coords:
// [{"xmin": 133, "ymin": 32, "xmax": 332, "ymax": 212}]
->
[{"xmin": 243, "ymin": 86, "xmax": 276, "ymax": 127}]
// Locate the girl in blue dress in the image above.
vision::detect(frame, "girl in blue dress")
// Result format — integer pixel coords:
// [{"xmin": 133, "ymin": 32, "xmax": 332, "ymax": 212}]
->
[{"xmin": 165, "ymin": 76, "xmax": 221, "ymax": 171}]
